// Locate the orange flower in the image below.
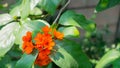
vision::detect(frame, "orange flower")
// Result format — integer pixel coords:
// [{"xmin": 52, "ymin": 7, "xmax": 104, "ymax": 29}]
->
[
  {"xmin": 34, "ymin": 33, "xmax": 55, "ymax": 51},
  {"xmin": 22, "ymin": 26, "xmax": 64, "ymax": 67},
  {"xmin": 22, "ymin": 31, "xmax": 32, "ymax": 42},
  {"xmin": 22, "ymin": 31, "xmax": 34, "ymax": 54},
  {"xmin": 34, "ymin": 26, "xmax": 56, "ymax": 66},
  {"xmin": 34, "ymin": 33, "xmax": 55, "ymax": 66},
  {"xmin": 22, "ymin": 42, "xmax": 34, "ymax": 54},
  {"xmin": 42, "ymin": 26, "xmax": 51, "ymax": 33},
  {"xmin": 35, "ymin": 50, "xmax": 51, "ymax": 66},
  {"xmin": 54, "ymin": 29, "xmax": 64, "ymax": 40}
]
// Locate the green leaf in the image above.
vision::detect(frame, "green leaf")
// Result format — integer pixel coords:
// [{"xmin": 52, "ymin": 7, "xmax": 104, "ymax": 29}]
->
[
  {"xmin": 21, "ymin": 0, "xmax": 42, "ymax": 19},
  {"xmin": 95, "ymin": 49, "xmax": 120, "ymax": 68},
  {"xmin": 47, "ymin": 63, "xmax": 52, "ymax": 68},
  {"xmin": 51, "ymin": 39, "xmax": 92, "ymax": 68},
  {"xmin": 30, "ymin": 0, "xmax": 42, "ymax": 10},
  {"xmin": 50, "ymin": 46, "xmax": 78, "ymax": 68},
  {"xmin": 0, "ymin": 55, "xmax": 12, "ymax": 68},
  {"xmin": 59, "ymin": 10, "xmax": 96, "ymax": 32},
  {"xmin": 0, "ymin": 22, "xmax": 20, "ymax": 57},
  {"xmin": 15, "ymin": 20, "xmax": 49, "ymax": 48},
  {"xmin": 0, "ymin": 13, "xmax": 13, "ymax": 26},
  {"xmin": 112, "ymin": 58, "xmax": 120, "ymax": 68},
  {"xmin": 30, "ymin": 7, "xmax": 42, "ymax": 15},
  {"xmin": 58, "ymin": 26, "xmax": 80, "ymax": 38},
  {"xmin": 10, "ymin": 6, "xmax": 21, "ymax": 17},
  {"xmin": 9, "ymin": 0, "xmax": 22, "ymax": 17},
  {"xmin": 38, "ymin": 0, "xmax": 61, "ymax": 15},
  {"xmin": 15, "ymin": 51, "xmax": 38, "ymax": 68},
  {"xmin": 96, "ymin": 0, "xmax": 120, "ymax": 12},
  {"xmin": 10, "ymin": 0, "xmax": 41, "ymax": 17},
  {"xmin": 20, "ymin": 0, "xmax": 30, "ymax": 19}
]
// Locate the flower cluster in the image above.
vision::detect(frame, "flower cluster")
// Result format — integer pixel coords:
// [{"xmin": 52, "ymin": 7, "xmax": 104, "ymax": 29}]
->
[
  {"xmin": 22, "ymin": 31, "xmax": 34, "ymax": 54},
  {"xmin": 22, "ymin": 26, "xmax": 64, "ymax": 66}
]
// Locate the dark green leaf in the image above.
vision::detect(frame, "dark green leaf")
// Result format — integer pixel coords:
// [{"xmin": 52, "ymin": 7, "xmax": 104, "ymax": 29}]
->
[
  {"xmin": 50, "ymin": 46, "xmax": 78, "ymax": 68},
  {"xmin": 15, "ymin": 51, "xmax": 38, "ymax": 68},
  {"xmin": 34, "ymin": 63, "xmax": 52, "ymax": 68},
  {"xmin": 112, "ymin": 58, "xmax": 120, "ymax": 68},
  {"xmin": 96, "ymin": 49, "xmax": 120, "ymax": 68},
  {"xmin": 59, "ymin": 10, "xmax": 96, "ymax": 32},
  {"xmin": 96, "ymin": 0, "xmax": 120, "ymax": 12},
  {"xmin": 38, "ymin": 0, "xmax": 61, "ymax": 15},
  {"xmin": 51, "ymin": 39, "xmax": 92, "ymax": 68},
  {"xmin": 47, "ymin": 63, "xmax": 52, "ymax": 68},
  {"xmin": 0, "ymin": 55, "xmax": 12, "ymax": 68}
]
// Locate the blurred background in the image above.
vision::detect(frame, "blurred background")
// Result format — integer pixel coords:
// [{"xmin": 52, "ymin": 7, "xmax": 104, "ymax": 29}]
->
[
  {"xmin": 67, "ymin": 0, "xmax": 120, "ymax": 45},
  {"xmin": 1, "ymin": 0, "xmax": 119, "ymax": 44}
]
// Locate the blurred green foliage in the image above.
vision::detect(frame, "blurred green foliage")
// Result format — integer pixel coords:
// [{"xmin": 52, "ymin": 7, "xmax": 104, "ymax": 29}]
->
[{"xmin": 0, "ymin": 45, "xmax": 22, "ymax": 68}]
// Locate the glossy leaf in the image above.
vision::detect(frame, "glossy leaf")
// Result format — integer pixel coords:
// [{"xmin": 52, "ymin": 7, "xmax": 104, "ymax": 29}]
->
[
  {"xmin": 58, "ymin": 26, "xmax": 80, "ymax": 38},
  {"xmin": 95, "ymin": 49, "xmax": 120, "ymax": 68},
  {"xmin": 15, "ymin": 20, "xmax": 49, "ymax": 48},
  {"xmin": 0, "ymin": 22, "xmax": 20, "ymax": 57},
  {"xmin": 96, "ymin": 0, "xmax": 120, "ymax": 12},
  {"xmin": 15, "ymin": 51, "xmax": 38, "ymax": 68},
  {"xmin": 59, "ymin": 10, "xmax": 96, "ymax": 32},
  {"xmin": 50, "ymin": 46, "xmax": 78, "ymax": 68},
  {"xmin": 38, "ymin": 0, "xmax": 61, "ymax": 15},
  {"xmin": 0, "ymin": 13, "xmax": 13, "ymax": 26},
  {"xmin": 51, "ymin": 39, "xmax": 92, "ymax": 68}
]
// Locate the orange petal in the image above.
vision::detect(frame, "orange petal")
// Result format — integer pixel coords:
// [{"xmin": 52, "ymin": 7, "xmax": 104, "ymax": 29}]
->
[
  {"xmin": 22, "ymin": 31, "xmax": 32, "ymax": 42},
  {"xmin": 42, "ymin": 26, "xmax": 50, "ymax": 33},
  {"xmin": 54, "ymin": 30, "xmax": 64, "ymax": 40},
  {"xmin": 22, "ymin": 42, "xmax": 34, "ymax": 54}
]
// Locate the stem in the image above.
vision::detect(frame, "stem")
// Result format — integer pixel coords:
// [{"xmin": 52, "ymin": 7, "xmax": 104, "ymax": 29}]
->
[
  {"xmin": 32, "ymin": 64, "xmax": 34, "ymax": 68},
  {"xmin": 114, "ymin": 8, "xmax": 120, "ymax": 46},
  {"xmin": 53, "ymin": 0, "xmax": 71, "ymax": 24},
  {"xmin": 90, "ymin": 10, "xmax": 97, "ymax": 20}
]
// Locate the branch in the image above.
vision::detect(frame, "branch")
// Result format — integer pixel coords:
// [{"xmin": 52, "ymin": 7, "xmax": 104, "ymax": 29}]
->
[{"xmin": 53, "ymin": 0, "xmax": 70, "ymax": 24}]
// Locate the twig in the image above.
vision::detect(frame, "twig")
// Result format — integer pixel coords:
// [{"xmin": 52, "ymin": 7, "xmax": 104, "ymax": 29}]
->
[
  {"xmin": 53, "ymin": 0, "xmax": 70, "ymax": 24},
  {"xmin": 114, "ymin": 7, "xmax": 120, "ymax": 46}
]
